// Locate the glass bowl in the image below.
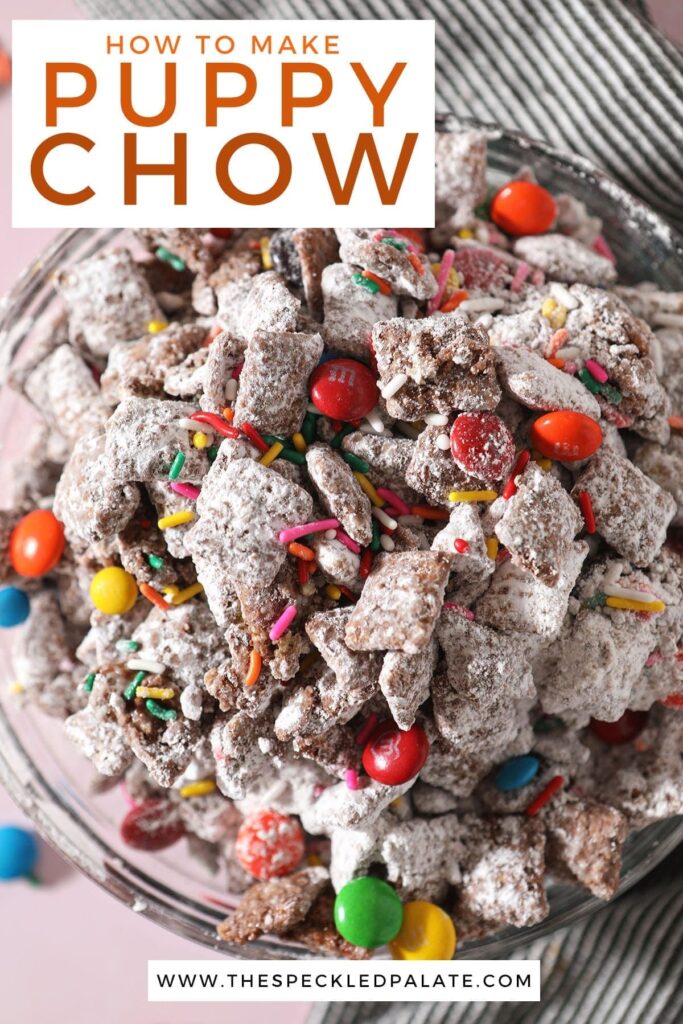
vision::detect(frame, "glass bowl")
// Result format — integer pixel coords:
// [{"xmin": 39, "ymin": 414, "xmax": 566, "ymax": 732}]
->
[{"xmin": 0, "ymin": 117, "xmax": 682, "ymax": 961}]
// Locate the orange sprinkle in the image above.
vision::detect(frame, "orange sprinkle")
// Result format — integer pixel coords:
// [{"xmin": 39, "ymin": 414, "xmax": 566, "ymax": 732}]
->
[
  {"xmin": 288, "ymin": 542, "xmax": 316, "ymax": 561},
  {"xmin": 139, "ymin": 582, "xmax": 169, "ymax": 612},
  {"xmin": 440, "ymin": 289, "xmax": 469, "ymax": 313},
  {"xmin": 222, "ymin": 407, "xmax": 235, "ymax": 422},
  {"xmin": 668, "ymin": 416, "xmax": 683, "ymax": 430},
  {"xmin": 203, "ymin": 324, "xmax": 223, "ymax": 347},
  {"xmin": 545, "ymin": 328, "xmax": 569, "ymax": 358},
  {"xmin": 362, "ymin": 270, "xmax": 392, "ymax": 295},
  {"xmin": 547, "ymin": 356, "xmax": 565, "ymax": 369},
  {"xmin": 0, "ymin": 49, "xmax": 11, "ymax": 87},
  {"xmin": 410, "ymin": 505, "xmax": 450, "ymax": 521},
  {"xmin": 407, "ymin": 250, "xmax": 425, "ymax": 276},
  {"xmin": 244, "ymin": 650, "xmax": 262, "ymax": 687}
]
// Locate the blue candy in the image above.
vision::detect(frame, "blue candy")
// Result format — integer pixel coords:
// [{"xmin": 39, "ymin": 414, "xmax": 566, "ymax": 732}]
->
[
  {"xmin": 495, "ymin": 754, "xmax": 541, "ymax": 792},
  {"xmin": 0, "ymin": 826, "xmax": 39, "ymax": 880},
  {"xmin": 0, "ymin": 586, "xmax": 30, "ymax": 628}
]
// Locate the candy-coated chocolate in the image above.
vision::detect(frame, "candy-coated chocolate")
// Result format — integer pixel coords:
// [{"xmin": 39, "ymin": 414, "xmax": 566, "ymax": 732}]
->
[
  {"xmin": 529, "ymin": 411, "xmax": 602, "ymax": 462},
  {"xmin": 495, "ymin": 754, "xmax": 541, "ymax": 792},
  {"xmin": 0, "ymin": 826, "xmax": 39, "ymax": 880},
  {"xmin": 450, "ymin": 412, "xmax": 515, "ymax": 481},
  {"xmin": 490, "ymin": 180, "xmax": 557, "ymax": 235},
  {"xmin": 120, "ymin": 800, "xmax": 185, "ymax": 851},
  {"xmin": 0, "ymin": 586, "xmax": 30, "ymax": 628},
  {"xmin": 388, "ymin": 900, "xmax": 456, "ymax": 960},
  {"xmin": 90, "ymin": 566, "xmax": 138, "ymax": 615},
  {"xmin": 590, "ymin": 710, "xmax": 648, "ymax": 745},
  {"xmin": 309, "ymin": 358, "xmax": 379, "ymax": 421},
  {"xmin": 10, "ymin": 509, "xmax": 65, "ymax": 577},
  {"xmin": 334, "ymin": 877, "xmax": 404, "ymax": 948},
  {"xmin": 235, "ymin": 809, "xmax": 305, "ymax": 880},
  {"xmin": 362, "ymin": 721, "xmax": 429, "ymax": 786}
]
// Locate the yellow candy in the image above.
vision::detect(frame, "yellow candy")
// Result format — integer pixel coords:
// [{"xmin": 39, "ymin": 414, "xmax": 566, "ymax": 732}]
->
[
  {"xmin": 179, "ymin": 779, "xmax": 217, "ymax": 799},
  {"xmin": 192, "ymin": 431, "xmax": 209, "ymax": 449},
  {"xmin": 291, "ymin": 432, "xmax": 307, "ymax": 453},
  {"xmin": 457, "ymin": 227, "xmax": 474, "ymax": 239},
  {"xmin": 147, "ymin": 320, "xmax": 168, "ymax": 335},
  {"xmin": 90, "ymin": 566, "xmax": 138, "ymax": 616},
  {"xmin": 388, "ymin": 900, "xmax": 457, "ymax": 961}
]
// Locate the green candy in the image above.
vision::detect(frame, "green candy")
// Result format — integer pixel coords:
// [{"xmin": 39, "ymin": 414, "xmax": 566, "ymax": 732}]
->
[{"xmin": 333, "ymin": 877, "xmax": 403, "ymax": 948}]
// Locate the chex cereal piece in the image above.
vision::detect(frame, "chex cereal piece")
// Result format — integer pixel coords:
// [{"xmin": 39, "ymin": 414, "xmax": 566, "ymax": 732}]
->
[
  {"xmin": 191, "ymin": 244, "xmax": 261, "ymax": 317},
  {"xmin": 100, "ymin": 323, "xmax": 207, "ymax": 403},
  {"xmin": 300, "ymin": 776, "xmax": 414, "ymax": 835},
  {"xmin": 54, "ymin": 434, "xmax": 140, "ymax": 544},
  {"xmin": 306, "ymin": 608, "xmax": 381, "ymax": 689},
  {"xmin": 177, "ymin": 791, "xmax": 241, "ymax": 845},
  {"xmin": 431, "ymin": 676, "xmax": 533, "ymax": 757},
  {"xmin": 105, "ymin": 396, "xmax": 207, "ymax": 484},
  {"xmin": 205, "ymin": 633, "xmax": 280, "ymax": 717},
  {"xmin": 372, "ymin": 315, "xmax": 500, "ymax": 420},
  {"xmin": 12, "ymin": 591, "xmax": 80, "ymax": 719},
  {"xmin": 234, "ymin": 330, "xmax": 323, "ymax": 436},
  {"xmin": 572, "ymin": 449, "xmax": 675, "ymax": 566},
  {"xmin": 238, "ymin": 270, "xmax": 301, "ymax": 339},
  {"xmin": 488, "ymin": 307, "xmax": 553, "ymax": 355},
  {"xmin": 124, "ymin": 699, "xmax": 200, "ymax": 787},
  {"xmin": 633, "ymin": 435, "xmax": 683, "ymax": 526},
  {"xmin": 292, "ymin": 721, "xmax": 361, "ymax": 780},
  {"xmin": 496, "ymin": 463, "xmax": 581, "ymax": 585},
  {"xmin": 283, "ymin": 889, "xmax": 371, "ymax": 959},
  {"xmin": 289, "ymin": 227, "xmax": 340, "ymax": 320},
  {"xmin": 410, "ymin": 782, "xmax": 459, "ymax": 815},
  {"xmin": 378, "ymin": 638, "xmax": 437, "ymax": 731},
  {"xmin": 345, "ymin": 551, "xmax": 451, "ymax": 653},
  {"xmin": 653, "ymin": 327, "xmax": 683, "ymax": 412},
  {"xmin": 210, "ymin": 710, "xmax": 284, "ymax": 800},
  {"xmin": 475, "ymin": 541, "xmax": 588, "ymax": 639},
  {"xmin": 131, "ymin": 603, "xmax": 229, "ymax": 687},
  {"xmin": 406, "ymin": 425, "xmax": 482, "ymax": 508},
  {"xmin": 337, "ymin": 228, "xmax": 437, "ymax": 301},
  {"xmin": 311, "ymin": 533, "xmax": 361, "ymax": 587},
  {"xmin": 217, "ymin": 866, "xmax": 330, "ymax": 943},
  {"xmin": 163, "ymin": 348, "xmax": 209, "ymax": 402},
  {"xmin": 614, "ymin": 287, "xmax": 683, "ymax": 326},
  {"xmin": 65, "ymin": 669, "xmax": 134, "ymax": 776},
  {"xmin": 199, "ymin": 330, "xmax": 247, "ymax": 413},
  {"xmin": 437, "ymin": 613, "xmax": 535, "ymax": 706},
  {"xmin": 275, "ymin": 665, "xmax": 370, "ymax": 741},
  {"xmin": 434, "ymin": 130, "xmax": 487, "ymax": 235},
  {"xmin": 341, "ymin": 431, "xmax": 416, "ymax": 492},
  {"xmin": 380, "ymin": 814, "xmax": 463, "ymax": 902},
  {"xmin": 23, "ymin": 344, "xmax": 109, "ymax": 447},
  {"xmin": 56, "ymin": 249, "xmax": 164, "ymax": 358},
  {"xmin": 513, "ymin": 234, "xmax": 617, "ymax": 286},
  {"xmin": 137, "ymin": 228, "xmax": 217, "ymax": 275},
  {"xmin": 306, "ymin": 445, "xmax": 373, "ymax": 546},
  {"xmin": 453, "ymin": 815, "xmax": 548, "ymax": 938},
  {"xmin": 321, "ymin": 263, "xmax": 397, "ymax": 359},
  {"xmin": 329, "ymin": 821, "xmax": 388, "ymax": 892},
  {"xmin": 494, "ymin": 345, "xmax": 601, "ymax": 418},
  {"xmin": 543, "ymin": 794, "xmax": 628, "ymax": 900},
  {"xmin": 418, "ymin": 736, "xmax": 497, "ymax": 797},
  {"xmin": 431, "ymin": 503, "xmax": 494, "ymax": 604}
]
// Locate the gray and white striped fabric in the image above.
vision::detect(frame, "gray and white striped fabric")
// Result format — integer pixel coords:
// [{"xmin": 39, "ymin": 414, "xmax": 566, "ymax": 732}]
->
[{"xmin": 77, "ymin": 0, "xmax": 683, "ymax": 1019}]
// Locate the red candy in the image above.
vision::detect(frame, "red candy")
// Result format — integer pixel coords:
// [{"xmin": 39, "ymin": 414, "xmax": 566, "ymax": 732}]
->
[
  {"xmin": 529, "ymin": 411, "xmax": 602, "ymax": 462},
  {"xmin": 450, "ymin": 412, "xmax": 515, "ymax": 482},
  {"xmin": 120, "ymin": 799, "xmax": 185, "ymax": 851},
  {"xmin": 362, "ymin": 721, "xmax": 429, "ymax": 786},
  {"xmin": 590, "ymin": 710, "xmax": 648, "ymax": 745},
  {"xmin": 490, "ymin": 180, "xmax": 557, "ymax": 236},
  {"xmin": 309, "ymin": 358, "xmax": 379, "ymax": 421},
  {"xmin": 10, "ymin": 509, "xmax": 65, "ymax": 578},
  {"xmin": 451, "ymin": 248, "xmax": 509, "ymax": 290},
  {"xmin": 235, "ymin": 809, "xmax": 305, "ymax": 880}
]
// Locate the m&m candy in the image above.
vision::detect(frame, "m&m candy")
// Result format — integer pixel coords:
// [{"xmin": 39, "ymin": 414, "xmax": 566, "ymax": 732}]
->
[
  {"xmin": 490, "ymin": 180, "xmax": 557, "ymax": 236},
  {"xmin": 90, "ymin": 566, "xmax": 138, "ymax": 615},
  {"xmin": 529, "ymin": 411, "xmax": 603, "ymax": 462},
  {"xmin": 495, "ymin": 754, "xmax": 541, "ymax": 792},
  {"xmin": 10, "ymin": 509, "xmax": 65, "ymax": 577},
  {"xmin": 388, "ymin": 900, "xmax": 456, "ymax": 960},
  {"xmin": 362, "ymin": 721, "xmax": 429, "ymax": 786},
  {"xmin": 334, "ymin": 877, "xmax": 403, "ymax": 948},
  {"xmin": 590, "ymin": 710, "xmax": 648, "ymax": 745},
  {"xmin": 120, "ymin": 800, "xmax": 185, "ymax": 851},
  {"xmin": 450, "ymin": 412, "xmax": 515, "ymax": 482},
  {"xmin": 309, "ymin": 358, "xmax": 379, "ymax": 421},
  {"xmin": 0, "ymin": 825, "xmax": 39, "ymax": 880},
  {"xmin": 235, "ymin": 809, "xmax": 305, "ymax": 880},
  {"xmin": 0, "ymin": 586, "xmax": 30, "ymax": 628}
]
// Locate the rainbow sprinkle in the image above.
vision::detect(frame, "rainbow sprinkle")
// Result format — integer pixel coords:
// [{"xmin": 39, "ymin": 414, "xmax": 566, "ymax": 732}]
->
[{"xmin": 269, "ymin": 603, "xmax": 297, "ymax": 642}]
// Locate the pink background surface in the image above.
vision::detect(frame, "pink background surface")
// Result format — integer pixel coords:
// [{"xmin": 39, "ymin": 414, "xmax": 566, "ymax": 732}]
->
[{"xmin": 1, "ymin": 2, "xmax": 681, "ymax": 1023}]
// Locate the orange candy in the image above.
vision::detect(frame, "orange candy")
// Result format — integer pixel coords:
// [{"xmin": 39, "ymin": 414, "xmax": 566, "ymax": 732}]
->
[
  {"xmin": 529, "ymin": 411, "xmax": 603, "ymax": 463},
  {"xmin": 10, "ymin": 510, "xmax": 65, "ymax": 577},
  {"xmin": 490, "ymin": 180, "xmax": 557, "ymax": 236}
]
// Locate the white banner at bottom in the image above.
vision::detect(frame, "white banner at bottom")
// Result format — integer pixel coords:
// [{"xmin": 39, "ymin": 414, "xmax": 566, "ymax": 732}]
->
[{"xmin": 148, "ymin": 959, "xmax": 541, "ymax": 1002}]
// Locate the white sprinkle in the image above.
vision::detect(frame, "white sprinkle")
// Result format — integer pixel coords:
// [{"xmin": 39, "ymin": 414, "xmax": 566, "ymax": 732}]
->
[
  {"xmin": 364, "ymin": 408, "xmax": 385, "ymax": 433},
  {"xmin": 178, "ymin": 417, "xmax": 214, "ymax": 439},
  {"xmin": 126, "ymin": 658, "xmax": 166, "ymax": 675},
  {"xmin": 475, "ymin": 313, "xmax": 494, "ymax": 328},
  {"xmin": 380, "ymin": 373, "xmax": 408, "ymax": 400},
  {"xmin": 603, "ymin": 562, "xmax": 624, "ymax": 585},
  {"xmin": 604, "ymin": 584, "xmax": 658, "ymax": 604},
  {"xmin": 652, "ymin": 313, "xmax": 683, "ymax": 328},
  {"xmin": 301, "ymin": 582, "xmax": 317, "ymax": 596},
  {"xmin": 436, "ymin": 433, "xmax": 451, "ymax": 451},
  {"xmin": 550, "ymin": 282, "xmax": 579, "ymax": 309},
  {"xmin": 458, "ymin": 297, "xmax": 505, "ymax": 313},
  {"xmin": 358, "ymin": 423, "xmax": 377, "ymax": 434},
  {"xmin": 395, "ymin": 421, "xmax": 421, "ymax": 440},
  {"xmin": 380, "ymin": 535, "xmax": 395, "ymax": 551},
  {"xmin": 372, "ymin": 507, "xmax": 397, "ymax": 530},
  {"xmin": 397, "ymin": 515, "xmax": 423, "ymax": 526},
  {"xmin": 224, "ymin": 378, "xmax": 238, "ymax": 401},
  {"xmin": 156, "ymin": 291, "xmax": 186, "ymax": 313},
  {"xmin": 324, "ymin": 529, "xmax": 337, "ymax": 540},
  {"xmin": 424, "ymin": 413, "xmax": 449, "ymax": 427},
  {"xmin": 555, "ymin": 346, "xmax": 582, "ymax": 361},
  {"xmin": 650, "ymin": 333, "xmax": 664, "ymax": 376}
]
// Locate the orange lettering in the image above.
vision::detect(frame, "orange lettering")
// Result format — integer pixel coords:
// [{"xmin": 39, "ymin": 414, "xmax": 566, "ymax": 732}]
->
[
  {"xmin": 215, "ymin": 134, "xmax": 291, "ymax": 205},
  {"xmin": 123, "ymin": 133, "xmax": 187, "ymax": 205},
  {"xmin": 206, "ymin": 64, "xmax": 257, "ymax": 127},
  {"xmin": 30, "ymin": 133, "xmax": 94, "ymax": 205},
  {"xmin": 281, "ymin": 63, "xmax": 333, "ymax": 127},
  {"xmin": 45, "ymin": 63, "xmax": 96, "ymax": 127},
  {"xmin": 313, "ymin": 132, "xmax": 417, "ymax": 205},
  {"xmin": 350, "ymin": 63, "xmax": 406, "ymax": 127},
  {"xmin": 121, "ymin": 62, "xmax": 176, "ymax": 127}
]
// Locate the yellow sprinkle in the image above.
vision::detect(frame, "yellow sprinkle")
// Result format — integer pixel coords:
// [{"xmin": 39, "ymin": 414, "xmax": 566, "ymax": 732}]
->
[
  {"xmin": 533, "ymin": 453, "xmax": 553, "ymax": 472},
  {"xmin": 541, "ymin": 296, "xmax": 567, "ymax": 329},
  {"xmin": 136, "ymin": 686, "xmax": 175, "ymax": 700},
  {"xmin": 9, "ymin": 682, "xmax": 24, "ymax": 695},
  {"xmin": 259, "ymin": 441, "xmax": 284, "ymax": 467},
  {"xmin": 605, "ymin": 596, "xmax": 666, "ymax": 614},
  {"xmin": 158, "ymin": 510, "xmax": 195, "ymax": 530},
  {"xmin": 448, "ymin": 489, "xmax": 498, "ymax": 503},
  {"xmin": 486, "ymin": 537, "xmax": 499, "ymax": 560},
  {"xmin": 353, "ymin": 471, "xmax": 384, "ymax": 507},
  {"xmin": 162, "ymin": 585, "xmax": 180, "ymax": 598},
  {"xmin": 192, "ymin": 431, "xmax": 209, "ymax": 449},
  {"xmin": 147, "ymin": 320, "xmax": 168, "ymax": 335},
  {"xmin": 171, "ymin": 582, "xmax": 204, "ymax": 605},
  {"xmin": 445, "ymin": 267, "xmax": 461, "ymax": 292},
  {"xmin": 457, "ymin": 227, "xmax": 474, "ymax": 239},
  {"xmin": 307, "ymin": 853, "xmax": 322, "ymax": 867},
  {"xmin": 291, "ymin": 432, "xmax": 307, "ymax": 453},
  {"xmin": 325, "ymin": 583, "xmax": 342, "ymax": 600},
  {"xmin": 260, "ymin": 236, "xmax": 272, "ymax": 270},
  {"xmin": 541, "ymin": 297, "xmax": 557, "ymax": 318},
  {"xmin": 179, "ymin": 779, "xmax": 217, "ymax": 799}
]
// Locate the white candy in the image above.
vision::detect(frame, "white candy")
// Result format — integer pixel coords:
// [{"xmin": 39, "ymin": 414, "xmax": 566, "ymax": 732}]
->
[
  {"xmin": 380, "ymin": 373, "xmax": 408, "ymax": 400},
  {"xmin": 126, "ymin": 658, "xmax": 167, "ymax": 675},
  {"xmin": 424, "ymin": 413, "xmax": 449, "ymax": 427},
  {"xmin": 372, "ymin": 507, "xmax": 397, "ymax": 530}
]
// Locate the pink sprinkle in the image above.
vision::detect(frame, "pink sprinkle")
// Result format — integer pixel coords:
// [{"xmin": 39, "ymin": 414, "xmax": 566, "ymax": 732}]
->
[
  {"xmin": 427, "ymin": 248, "xmax": 455, "ymax": 314},
  {"xmin": 279, "ymin": 518, "xmax": 340, "ymax": 544},
  {"xmin": 313, "ymin": 784, "xmax": 325, "ymax": 799},
  {"xmin": 546, "ymin": 328, "xmax": 569, "ymax": 358},
  {"xmin": 593, "ymin": 234, "xmax": 616, "ymax": 264},
  {"xmin": 645, "ymin": 651, "xmax": 664, "ymax": 667},
  {"xmin": 355, "ymin": 713, "xmax": 379, "ymax": 747},
  {"xmin": 563, "ymin": 361, "xmax": 579, "ymax": 375},
  {"xmin": 269, "ymin": 603, "xmax": 297, "ymax": 642},
  {"xmin": 443, "ymin": 601, "xmax": 475, "ymax": 620},
  {"xmin": 585, "ymin": 358, "xmax": 608, "ymax": 384},
  {"xmin": 510, "ymin": 260, "xmax": 531, "ymax": 293},
  {"xmin": 169, "ymin": 481, "xmax": 201, "ymax": 500},
  {"xmin": 335, "ymin": 529, "xmax": 361, "ymax": 554},
  {"xmin": 345, "ymin": 769, "xmax": 360, "ymax": 791},
  {"xmin": 531, "ymin": 268, "xmax": 545, "ymax": 286},
  {"xmin": 231, "ymin": 361, "xmax": 244, "ymax": 379},
  {"xmin": 376, "ymin": 487, "xmax": 411, "ymax": 516},
  {"xmin": 120, "ymin": 783, "xmax": 138, "ymax": 809}
]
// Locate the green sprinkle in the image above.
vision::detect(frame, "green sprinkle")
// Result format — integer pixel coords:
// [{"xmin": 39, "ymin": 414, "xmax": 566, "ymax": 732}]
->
[
  {"xmin": 381, "ymin": 237, "xmax": 406, "ymax": 251},
  {"xmin": 124, "ymin": 670, "xmax": 147, "ymax": 701},
  {"xmin": 263, "ymin": 433, "xmax": 292, "ymax": 449},
  {"xmin": 342, "ymin": 452, "xmax": 370, "ymax": 473},
  {"xmin": 168, "ymin": 451, "xmax": 186, "ymax": 480},
  {"xmin": 83, "ymin": 673, "xmax": 95, "ymax": 693},
  {"xmin": 370, "ymin": 518, "xmax": 382, "ymax": 553},
  {"xmin": 155, "ymin": 246, "xmax": 186, "ymax": 272},
  {"xmin": 602, "ymin": 384, "xmax": 622, "ymax": 405},
  {"xmin": 116, "ymin": 639, "xmax": 140, "ymax": 653},
  {"xmin": 585, "ymin": 591, "xmax": 607, "ymax": 609},
  {"xmin": 578, "ymin": 368, "xmax": 602, "ymax": 395},
  {"xmin": 330, "ymin": 424, "xmax": 354, "ymax": 449},
  {"xmin": 146, "ymin": 698, "xmax": 178, "ymax": 721},
  {"xmin": 301, "ymin": 412, "xmax": 318, "ymax": 444},
  {"xmin": 351, "ymin": 271, "xmax": 379, "ymax": 294},
  {"xmin": 279, "ymin": 448, "xmax": 306, "ymax": 466},
  {"xmin": 533, "ymin": 715, "xmax": 565, "ymax": 734},
  {"xmin": 147, "ymin": 554, "xmax": 165, "ymax": 570},
  {"xmin": 207, "ymin": 445, "xmax": 219, "ymax": 461}
]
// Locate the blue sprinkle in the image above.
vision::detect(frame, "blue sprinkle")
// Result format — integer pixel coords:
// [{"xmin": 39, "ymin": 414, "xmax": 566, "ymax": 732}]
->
[
  {"xmin": 0, "ymin": 587, "xmax": 30, "ymax": 628},
  {"xmin": 495, "ymin": 755, "xmax": 540, "ymax": 792},
  {"xmin": 0, "ymin": 826, "xmax": 39, "ymax": 880}
]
